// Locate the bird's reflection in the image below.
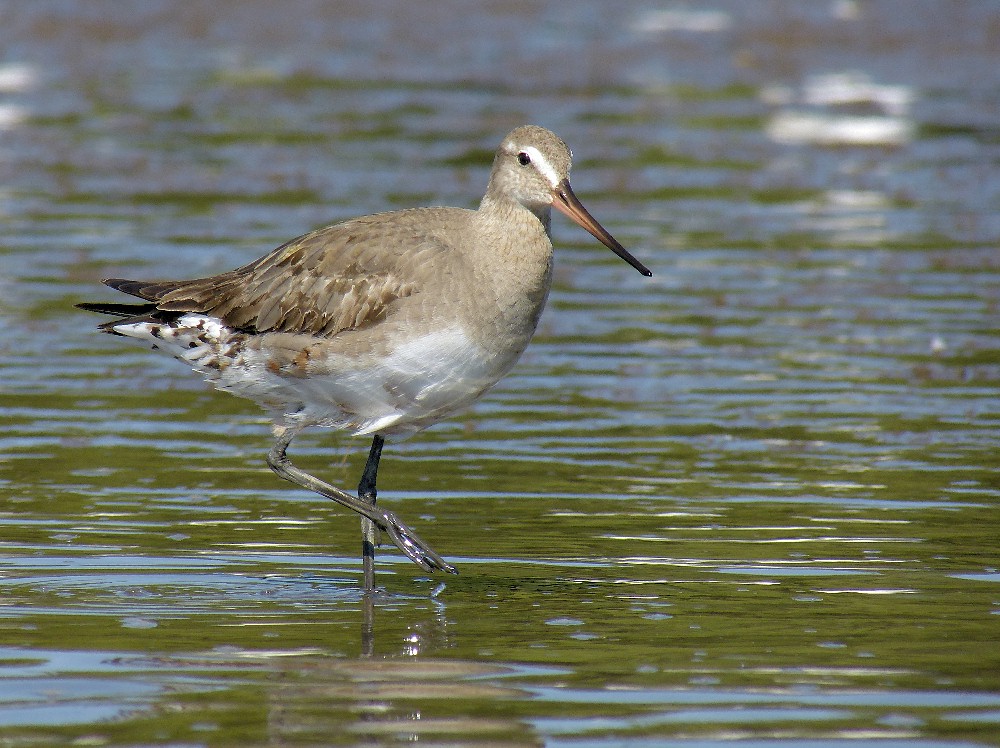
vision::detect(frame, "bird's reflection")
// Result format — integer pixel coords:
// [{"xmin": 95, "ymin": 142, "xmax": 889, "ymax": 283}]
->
[
  {"xmin": 360, "ymin": 582, "xmax": 449, "ymax": 658},
  {"xmin": 361, "ymin": 592, "xmax": 375, "ymax": 657},
  {"xmin": 263, "ymin": 583, "xmax": 534, "ymax": 742}
]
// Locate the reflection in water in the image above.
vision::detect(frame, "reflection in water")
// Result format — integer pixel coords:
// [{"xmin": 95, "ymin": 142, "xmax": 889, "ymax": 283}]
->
[
  {"xmin": 361, "ymin": 583, "xmax": 451, "ymax": 659},
  {"xmin": 2, "ymin": 0, "xmax": 1000, "ymax": 744},
  {"xmin": 263, "ymin": 592, "xmax": 521, "ymax": 743},
  {"xmin": 362, "ymin": 593, "xmax": 375, "ymax": 657},
  {"xmin": 265, "ymin": 656, "xmax": 530, "ymax": 743}
]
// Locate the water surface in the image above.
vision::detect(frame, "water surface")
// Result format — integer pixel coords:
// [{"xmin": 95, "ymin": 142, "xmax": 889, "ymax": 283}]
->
[{"xmin": 1, "ymin": 1, "xmax": 999, "ymax": 745}]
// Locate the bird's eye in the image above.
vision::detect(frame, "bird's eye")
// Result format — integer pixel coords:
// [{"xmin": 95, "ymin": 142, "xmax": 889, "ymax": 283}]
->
[{"xmin": 517, "ymin": 152, "xmax": 531, "ymax": 166}]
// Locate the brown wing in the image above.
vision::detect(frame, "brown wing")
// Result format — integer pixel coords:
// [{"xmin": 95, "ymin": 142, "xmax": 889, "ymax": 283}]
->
[{"xmin": 102, "ymin": 210, "xmax": 463, "ymax": 337}]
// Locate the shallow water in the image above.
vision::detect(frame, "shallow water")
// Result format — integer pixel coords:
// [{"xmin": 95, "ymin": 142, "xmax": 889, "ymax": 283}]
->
[{"xmin": 2, "ymin": 1, "xmax": 999, "ymax": 745}]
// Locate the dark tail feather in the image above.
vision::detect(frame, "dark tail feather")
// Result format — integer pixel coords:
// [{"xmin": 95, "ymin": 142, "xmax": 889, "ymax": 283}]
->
[
  {"xmin": 75, "ymin": 300, "xmax": 162, "ymax": 334},
  {"xmin": 76, "ymin": 300, "xmax": 158, "ymax": 317},
  {"xmin": 103, "ymin": 277, "xmax": 186, "ymax": 301},
  {"xmin": 78, "ymin": 276, "xmax": 194, "ymax": 333}
]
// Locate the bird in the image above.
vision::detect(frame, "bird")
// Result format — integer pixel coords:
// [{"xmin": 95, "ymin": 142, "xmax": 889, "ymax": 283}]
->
[{"xmin": 77, "ymin": 125, "xmax": 652, "ymax": 593}]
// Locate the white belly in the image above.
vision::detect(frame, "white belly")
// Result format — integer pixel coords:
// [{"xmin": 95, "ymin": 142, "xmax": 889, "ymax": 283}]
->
[{"xmin": 292, "ymin": 325, "xmax": 509, "ymax": 436}]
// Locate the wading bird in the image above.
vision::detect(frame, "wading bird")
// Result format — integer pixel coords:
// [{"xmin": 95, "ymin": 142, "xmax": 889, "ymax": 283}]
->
[{"xmin": 78, "ymin": 126, "xmax": 651, "ymax": 592}]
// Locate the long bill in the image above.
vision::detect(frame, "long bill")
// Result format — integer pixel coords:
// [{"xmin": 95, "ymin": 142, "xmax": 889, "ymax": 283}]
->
[{"xmin": 552, "ymin": 180, "xmax": 652, "ymax": 277}]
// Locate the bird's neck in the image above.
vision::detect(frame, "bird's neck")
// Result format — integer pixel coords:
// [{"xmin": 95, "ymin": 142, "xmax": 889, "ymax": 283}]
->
[
  {"xmin": 475, "ymin": 193, "xmax": 553, "ymax": 268},
  {"xmin": 471, "ymin": 194, "xmax": 554, "ymax": 338}
]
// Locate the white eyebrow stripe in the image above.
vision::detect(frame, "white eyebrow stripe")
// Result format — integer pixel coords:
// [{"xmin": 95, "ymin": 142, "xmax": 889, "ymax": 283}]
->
[{"xmin": 520, "ymin": 145, "xmax": 561, "ymax": 187}]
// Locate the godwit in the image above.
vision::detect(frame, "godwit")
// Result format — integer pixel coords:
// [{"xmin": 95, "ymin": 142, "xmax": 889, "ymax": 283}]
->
[{"xmin": 78, "ymin": 125, "xmax": 651, "ymax": 592}]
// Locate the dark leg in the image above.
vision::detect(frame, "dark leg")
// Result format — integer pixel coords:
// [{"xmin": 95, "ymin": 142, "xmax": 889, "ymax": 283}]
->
[
  {"xmin": 265, "ymin": 426, "xmax": 456, "ymax": 578},
  {"xmin": 358, "ymin": 435, "xmax": 384, "ymax": 593}
]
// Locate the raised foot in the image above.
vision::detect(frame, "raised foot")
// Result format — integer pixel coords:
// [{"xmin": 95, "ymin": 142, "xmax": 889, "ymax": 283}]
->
[
  {"xmin": 379, "ymin": 509, "xmax": 457, "ymax": 575},
  {"xmin": 264, "ymin": 441, "xmax": 455, "ymax": 576}
]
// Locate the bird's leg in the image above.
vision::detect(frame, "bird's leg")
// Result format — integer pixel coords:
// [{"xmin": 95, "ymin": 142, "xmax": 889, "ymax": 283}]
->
[
  {"xmin": 266, "ymin": 427, "xmax": 456, "ymax": 576},
  {"xmin": 358, "ymin": 435, "xmax": 384, "ymax": 593}
]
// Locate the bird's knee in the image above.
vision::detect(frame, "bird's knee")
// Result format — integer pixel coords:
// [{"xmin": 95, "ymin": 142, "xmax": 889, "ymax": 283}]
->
[{"xmin": 266, "ymin": 445, "xmax": 288, "ymax": 475}]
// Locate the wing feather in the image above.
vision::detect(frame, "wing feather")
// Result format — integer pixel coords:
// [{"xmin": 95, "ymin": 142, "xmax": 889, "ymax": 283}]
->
[{"xmin": 93, "ymin": 209, "xmax": 467, "ymax": 337}]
